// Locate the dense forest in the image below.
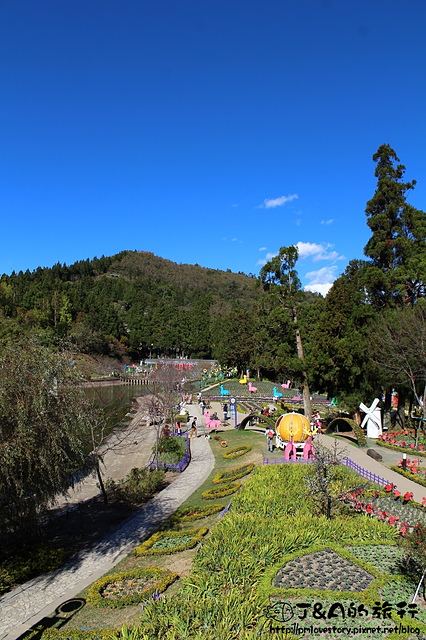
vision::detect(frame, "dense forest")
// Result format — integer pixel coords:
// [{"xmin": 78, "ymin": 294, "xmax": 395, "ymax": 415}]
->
[
  {"xmin": 0, "ymin": 250, "xmax": 259, "ymax": 360},
  {"xmin": 1, "ymin": 144, "xmax": 426, "ymax": 413}
]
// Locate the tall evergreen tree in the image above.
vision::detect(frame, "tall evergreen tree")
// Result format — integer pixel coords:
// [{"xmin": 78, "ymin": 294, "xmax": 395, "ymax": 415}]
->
[{"xmin": 364, "ymin": 144, "xmax": 426, "ymax": 306}]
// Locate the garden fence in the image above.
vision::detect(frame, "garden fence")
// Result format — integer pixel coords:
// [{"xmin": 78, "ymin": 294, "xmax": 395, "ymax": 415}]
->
[
  {"xmin": 262, "ymin": 456, "xmax": 391, "ymax": 488},
  {"xmin": 343, "ymin": 457, "xmax": 390, "ymax": 487},
  {"xmin": 149, "ymin": 434, "xmax": 191, "ymax": 473}
]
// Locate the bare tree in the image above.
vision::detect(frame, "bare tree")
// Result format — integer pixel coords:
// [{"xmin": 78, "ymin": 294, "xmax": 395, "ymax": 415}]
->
[
  {"xmin": 84, "ymin": 388, "xmax": 147, "ymax": 505},
  {"xmin": 138, "ymin": 364, "xmax": 184, "ymax": 469},
  {"xmin": 305, "ymin": 440, "xmax": 367, "ymax": 519}
]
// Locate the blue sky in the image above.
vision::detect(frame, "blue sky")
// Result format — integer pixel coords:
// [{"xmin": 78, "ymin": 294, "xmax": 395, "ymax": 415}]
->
[{"xmin": 1, "ymin": 0, "xmax": 425, "ymax": 294}]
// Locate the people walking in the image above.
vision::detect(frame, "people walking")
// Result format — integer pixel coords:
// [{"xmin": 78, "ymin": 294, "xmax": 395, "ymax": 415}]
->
[
  {"xmin": 223, "ymin": 403, "xmax": 229, "ymax": 421},
  {"xmin": 265, "ymin": 427, "xmax": 274, "ymax": 452}
]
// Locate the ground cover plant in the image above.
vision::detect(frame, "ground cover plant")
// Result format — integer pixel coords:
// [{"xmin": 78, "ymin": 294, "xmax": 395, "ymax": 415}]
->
[
  {"xmin": 133, "ymin": 528, "xmax": 208, "ymax": 556},
  {"xmin": 0, "ymin": 545, "xmax": 65, "ymax": 596},
  {"xmin": 32, "ymin": 433, "xmax": 426, "ymax": 640},
  {"xmin": 168, "ymin": 503, "xmax": 224, "ymax": 523},
  {"xmin": 378, "ymin": 429, "xmax": 426, "ymax": 457},
  {"xmin": 201, "ymin": 481, "xmax": 241, "ymax": 499},
  {"xmin": 391, "ymin": 458, "xmax": 426, "ymax": 489},
  {"xmin": 342, "ymin": 484, "xmax": 426, "ymax": 532},
  {"xmin": 212, "ymin": 462, "xmax": 254, "ymax": 484},
  {"xmin": 87, "ymin": 567, "xmax": 178, "ymax": 608},
  {"xmin": 223, "ymin": 444, "xmax": 252, "ymax": 459}
]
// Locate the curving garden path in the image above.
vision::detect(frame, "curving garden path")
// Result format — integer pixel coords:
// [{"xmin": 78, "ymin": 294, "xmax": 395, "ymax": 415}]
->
[{"xmin": 0, "ymin": 409, "xmax": 214, "ymax": 640}]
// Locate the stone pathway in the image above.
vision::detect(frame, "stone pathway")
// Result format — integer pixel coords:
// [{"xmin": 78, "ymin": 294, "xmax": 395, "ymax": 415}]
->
[{"xmin": 0, "ymin": 433, "xmax": 214, "ymax": 640}]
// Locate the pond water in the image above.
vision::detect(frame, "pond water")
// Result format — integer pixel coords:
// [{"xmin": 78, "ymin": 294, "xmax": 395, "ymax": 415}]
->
[{"xmin": 84, "ymin": 384, "xmax": 149, "ymax": 428}]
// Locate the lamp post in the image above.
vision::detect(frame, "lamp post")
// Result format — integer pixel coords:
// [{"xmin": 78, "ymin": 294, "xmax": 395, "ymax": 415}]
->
[{"xmin": 230, "ymin": 397, "xmax": 238, "ymax": 429}]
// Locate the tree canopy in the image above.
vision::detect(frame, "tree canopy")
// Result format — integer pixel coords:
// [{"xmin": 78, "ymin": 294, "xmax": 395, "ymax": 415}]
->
[
  {"xmin": 0, "ymin": 341, "xmax": 94, "ymax": 543},
  {"xmin": 364, "ymin": 144, "xmax": 426, "ymax": 307}
]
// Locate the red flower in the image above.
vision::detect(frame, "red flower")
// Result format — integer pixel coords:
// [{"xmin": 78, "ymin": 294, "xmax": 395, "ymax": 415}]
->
[
  {"xmin": 380, "ymin": 511, "xmax": 389, "ymax": 520},
  {"xmin": 365, "ymin": 503, "xmax": 375, "ymax": 514},
  {"xmin": 419, "ymin": 445, "xmax": 424, "ymax": 451},
  {"xmin": 410, "ymin": 443, "xmax": 416, "ymax": 449},
  {"xmin": 400, "ymin": 441, "xmax": 406, "ymax": 447},
  {"xmin": 421, "ymin": 497, "xmax": 426, "ymax": 507},
  {"xmin": 384, "ymin": 483, "xmax": 395, "ymax": 492},
  {"xmin": 393, "ymin": 489, "xmax": 401, "ymax": 499},
  {"xmin": 403, "ymin": 492, "xmax": 414, "ymax": 501},
  {"xmin": 403, "ymin": 430, "xmax": 409, "ymax": 436},
  {"xmin": 400, "ymin": 522, "xmax": 410, "ymax": 536},
  {"xmin": 388, "ymin": 515, "xmax": 398, "ymax": 525}
]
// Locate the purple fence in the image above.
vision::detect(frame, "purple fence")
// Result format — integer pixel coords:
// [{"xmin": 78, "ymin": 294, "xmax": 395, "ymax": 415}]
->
[
  {"xmin": 262, "ymin": 456, "xmax": 391, "ymax": 488},
  {"xmin": 343, "ymin": 457, "xmax": 390, "ymax": 487},
  {"xmin": 262, "ymin": 458, "xmax": 313, "ymax": 464},
  {"xmin": 149, "ymin": 435, "xmax": 191, "ymax": 473}
]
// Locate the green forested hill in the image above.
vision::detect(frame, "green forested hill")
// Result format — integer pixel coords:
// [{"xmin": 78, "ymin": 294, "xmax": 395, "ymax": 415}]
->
[{"xmin": 0, "ymin": 250, "xmax": 259, "ymax": 359}]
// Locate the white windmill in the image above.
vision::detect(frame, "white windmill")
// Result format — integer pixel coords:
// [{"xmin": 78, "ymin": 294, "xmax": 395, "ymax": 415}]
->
[{"xmin": 359, "ymin": 398, "xmax": 382, "ymax": 438}]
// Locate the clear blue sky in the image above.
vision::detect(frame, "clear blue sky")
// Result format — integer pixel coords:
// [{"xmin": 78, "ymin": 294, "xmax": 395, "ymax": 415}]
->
[{"xmin": 1, "ymin": 0, "xmax": 425, "ymax": 294}]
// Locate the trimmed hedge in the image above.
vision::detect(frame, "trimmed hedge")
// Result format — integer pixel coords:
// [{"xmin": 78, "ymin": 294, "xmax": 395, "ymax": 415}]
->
[
  {"xmin": 87, "ymin": 567, "xmax": 177, "ymax": 608},
  {"xmin": 201, "ymin": 482, "xmax": 241, "ymax": 500},
  {"xmin": 172, "ymin": 504, "xmax": 224, "ymax": 522},
  {"xmin": 390, "ymin": 465, "xmax": 426, "ymax": 489},
  {"xmin": 223, "ymin": 445, "xmax": 252, "ymax": 459},
  {"xmin": 377, "ymin": 439, "xmax": 426, "ymax": 457},
  {"xmin": 38, "ymin": 630, "xmax": 119, "ymax": 640},
  {"xmin": 213, "ymin": 463, "xmax": 255, "ymax": 484},
  {"xmin": 133, "ymin": 528, "xmax": 208, "ymax": 556}
]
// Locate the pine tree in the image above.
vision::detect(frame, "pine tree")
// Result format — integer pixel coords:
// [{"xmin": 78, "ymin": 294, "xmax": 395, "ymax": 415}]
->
[{"xmin": 364, "ymin": 144, "xmax": 426, "ymax": 306}]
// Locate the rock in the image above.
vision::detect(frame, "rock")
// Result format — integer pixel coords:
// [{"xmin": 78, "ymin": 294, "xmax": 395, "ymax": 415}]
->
[{"xmin": 367, "ymin": 448, "xmax": 383, "ymax": 461}]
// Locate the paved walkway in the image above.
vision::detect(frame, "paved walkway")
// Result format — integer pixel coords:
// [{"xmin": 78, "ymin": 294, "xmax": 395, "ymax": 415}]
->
[{"xmin": 0, "ymin": 424, "xmax": 214, "ymax": 640}]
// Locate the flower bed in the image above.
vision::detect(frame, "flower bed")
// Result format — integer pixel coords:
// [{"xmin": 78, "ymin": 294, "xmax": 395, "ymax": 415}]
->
[
  {"xmin": 223, "ymin": 445, "xmax": 252, "ymax": 459},
  {"xmin": 377, "ymin": 431, "xmax": 426, "ymax": 456},
  {"xmin": 201, "ymin": 482, "xmax": 241, "ymax": 500},
  {"xmin": 133, "ymin": 528, "xmax": 208, "ymax": 556},
  {"xmin": 87, "ymin": 567, "xmax": 177, "ymax": 608},
  {"xmin": 341, "ymin": 485, "xmax": 426, "ymax": 534},
  {"xmin": 173, "ymin": 504, "xmax": 224, "ymax": 522},
  {"xmin": 213, "ymin": 463, "xmax": 254, "ymax": 484},
  {"xmin": 391, "ymin": 458, "xmax": 426, "ymax": 486},
  {"xmin": 347, "ymin": 544, "xmax": 406, "ymax": 575}
]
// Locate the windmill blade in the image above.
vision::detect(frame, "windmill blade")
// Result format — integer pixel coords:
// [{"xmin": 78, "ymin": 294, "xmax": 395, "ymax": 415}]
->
[
  {"xmin": 370, "ymin": 397, "xmax": 380, "ymax": 412},
  {"xmin": 359, "ymin": 402, "xmax": 369, "ymax": 413}
]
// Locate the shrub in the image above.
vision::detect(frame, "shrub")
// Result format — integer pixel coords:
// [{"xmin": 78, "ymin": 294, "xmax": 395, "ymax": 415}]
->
[
  {"xmin": 133, "ymin": 528, "xmax": 208, "ymax": 556},
  {"xmin": 223, "ymin": 445, "xmax": 252, "ymax": 459},
  {"xmin": 213, "ymin": 463, "xmax": 255, "ymax": 484},
  {"xmin": 153, "ymin": 436, "xmax": 187, "ymax": 463},
  {"xmin": 0, "ymin": 545, "xmax": 65, "ymax": 595},
  {"xmin": 106, "ymin": 468, "xmax": 164, "ymax": 503},
  {"xmin": 172, "ymin": 504, "xmax": 224, "ymax": 522},
  {"xmin": 41, "ymin": 630, "xmax": 119, "ymax": 640},
  {"xmin": 201, "ymin": 483, "xmax": 241, "ymax": 500},
  {"xmin": 87, "ymin": 567, "xmax": 177, "ymax": 608}
]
